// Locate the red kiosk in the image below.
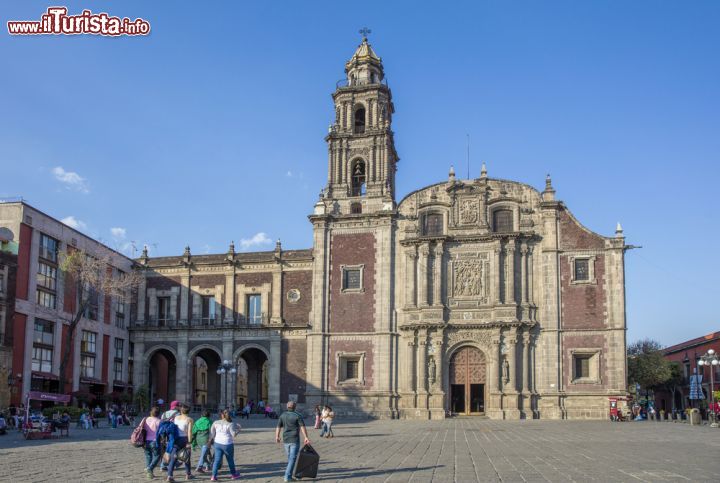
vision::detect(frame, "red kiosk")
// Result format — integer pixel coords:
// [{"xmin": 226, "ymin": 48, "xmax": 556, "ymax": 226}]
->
[{"xmin": 22, "ymin": 391, "xmax": 71, "ymax": 440}]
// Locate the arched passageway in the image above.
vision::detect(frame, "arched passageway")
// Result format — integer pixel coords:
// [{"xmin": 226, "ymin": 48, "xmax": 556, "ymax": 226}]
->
[
  {"xmin": 192, "ymin": 348, "xmax": 221, "ymax": 408},
  {"xmin": 148, "ymin": 349, "xmax": 176, "ymax": 405},
  {"xmin": 237, "ymin": 348, "xmax": 268, "ymax": 407}
]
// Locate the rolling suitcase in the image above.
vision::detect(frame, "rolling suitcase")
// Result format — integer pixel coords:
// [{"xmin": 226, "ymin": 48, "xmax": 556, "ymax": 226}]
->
[{"xmin": 293, "ymin": 444, "xmax": 320, "ymax": 479}]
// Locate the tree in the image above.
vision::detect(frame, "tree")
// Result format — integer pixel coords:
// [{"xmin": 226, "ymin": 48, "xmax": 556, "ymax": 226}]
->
[
  {"xmin": 662, "ymin": 361, "xmax": 684, "ymax": 411},
  {"xmin": 58, "ymin": 250, "xmax": 141, "ymax": 394},
  {"xmin": 627, "ymin": 338, "xmax": 672, "ymax": 406},
  {"xmin": 133, "ymin": 384, "xmax": 149, "ymax": 413}
]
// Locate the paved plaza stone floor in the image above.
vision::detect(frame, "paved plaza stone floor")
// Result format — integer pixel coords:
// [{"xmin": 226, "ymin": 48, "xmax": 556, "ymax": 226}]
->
[{"xmin": 0, "ymin": 417, "xmax": 718, "ymax": 482}]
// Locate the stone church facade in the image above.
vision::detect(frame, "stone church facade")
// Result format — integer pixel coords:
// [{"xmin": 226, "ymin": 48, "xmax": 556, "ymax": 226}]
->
[{"xmin": 132, "ymin": 37, "xmax": 628, "ymax": 420}]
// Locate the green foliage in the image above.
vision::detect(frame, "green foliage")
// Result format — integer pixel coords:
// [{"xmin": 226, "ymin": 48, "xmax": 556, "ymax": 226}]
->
[
  {"xmin": 134, "ymin": 385, "xmax": 149, "ymax": 413},
  {"xmin": 627, "ymin": 338, "xmax": 672, "ymax": 391},
  {"xmin": 41, "ymin": 406, "xmax": 86, "ymax": 420}
]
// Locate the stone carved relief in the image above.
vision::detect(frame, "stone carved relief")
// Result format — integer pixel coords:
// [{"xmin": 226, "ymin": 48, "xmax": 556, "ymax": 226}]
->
[
  {"xmin": 453, "ymin": 260, "xmax": 484, "ymax": 297},
  {"xmin": 445, "ymin": 329, "xmax": 493, "ymax": 350},
  {"xmin": 459, "ymin": 199, "xmax": 479, "ymax": 224}
]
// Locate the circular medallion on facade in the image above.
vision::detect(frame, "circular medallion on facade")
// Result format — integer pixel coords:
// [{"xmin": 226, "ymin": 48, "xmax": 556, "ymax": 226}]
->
[{"xmin": 287, "ymin": 289, "xmax": 301, "ymax": 303}]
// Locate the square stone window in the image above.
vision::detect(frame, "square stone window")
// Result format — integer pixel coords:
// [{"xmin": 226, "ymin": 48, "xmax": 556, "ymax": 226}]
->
[
  {"xmin": 341, "ymin": 265, "xmax": 364, "ymax": 292},
  {"xmin": 571, "ymin": 350, "xmax": 601, "ymax": 384},
  {"xmin": 337, "ymin": 352, "xmax": 365, "ymax": 385},
  {"xmin": 570, "ymin": 256, "xmax": 596, "ymax": 284}
]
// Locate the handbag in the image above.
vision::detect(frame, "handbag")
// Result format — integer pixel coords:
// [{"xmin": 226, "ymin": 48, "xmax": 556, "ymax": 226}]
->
[{"xmin": 130, "ymin": 417, "xmax": 147, "ymax": 448}]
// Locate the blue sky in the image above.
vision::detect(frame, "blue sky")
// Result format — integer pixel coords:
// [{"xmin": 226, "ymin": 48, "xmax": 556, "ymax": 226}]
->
[{"xmin": 1, "ymin": 1, "xmax": 718, "ymax": 346}]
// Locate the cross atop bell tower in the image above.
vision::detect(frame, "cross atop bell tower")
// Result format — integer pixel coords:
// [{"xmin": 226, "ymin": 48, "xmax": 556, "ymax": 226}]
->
[{"xmin": 324, "ymin": 33, "xmax": 399, "ymax": 215}]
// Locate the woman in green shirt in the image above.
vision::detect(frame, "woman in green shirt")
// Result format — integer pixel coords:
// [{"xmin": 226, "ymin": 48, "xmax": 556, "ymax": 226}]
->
[{"xmin": 191, "ymin": 410, "xmax": 213, "ymax": 473}]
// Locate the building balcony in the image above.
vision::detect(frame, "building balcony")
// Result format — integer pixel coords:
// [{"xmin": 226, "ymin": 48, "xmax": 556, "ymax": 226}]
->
[{"xmin": 130, "ymin": 313, "xmax": 271, "ymax": 330}]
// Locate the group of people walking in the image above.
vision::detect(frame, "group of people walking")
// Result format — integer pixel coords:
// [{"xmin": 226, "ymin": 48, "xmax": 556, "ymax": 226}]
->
[
  {"xmin": 313, "ymin": 405, "xmax": 335, "ymax": 438},
  {"xmin": 139, "ymin": 401, "xmax": 242, "ymax": 481},
  {"xmin": 134, "ymin": 400, "xmax": 333, "ymax": 481}
]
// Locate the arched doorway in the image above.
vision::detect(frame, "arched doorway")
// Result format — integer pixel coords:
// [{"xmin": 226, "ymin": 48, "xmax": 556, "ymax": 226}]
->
[
  {"xmin": 449, "ymin": 346, "xmax": 486, "ymax": 415},
  {"xmin": 237, "ymin": 348, "xmax": 268, "ymax": 407},
  {"xmin": 191, "ymin": 348, "xmax": 221, "ymax": 409},
  {"xmin": 148, "ymin": 349, "xmax": 176, "ymax": 406}
]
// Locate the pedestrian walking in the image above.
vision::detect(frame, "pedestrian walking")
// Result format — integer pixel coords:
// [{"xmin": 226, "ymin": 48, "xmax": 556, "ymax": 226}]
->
[
  {"xmin": 319, "ymin": 405, "xmax": 334, "ymax": 438},
  {"xmin": 167, "ymin": 404, "xmax": 194, "ymax": 482},
  {"xmin": 209, "ymin": 409, "xmax": 241, "ymax": 481},
  {"xmin": 191, "ymin": 410, "xmax": 213, "ymax": 474},
  {"xmin": 313, "ymin": 405, "xmax": 322, "ymax": 429},
  {"xmin": 142, "ymin": 407, "xmax": 162, "ymax": 480},
  {"xmin": 158, "ymin": 401, "xmax": 180, "ymax": 473},
  {"xmin": 275, "ymin": 401, "xmax": 311, "ymax": 482}
]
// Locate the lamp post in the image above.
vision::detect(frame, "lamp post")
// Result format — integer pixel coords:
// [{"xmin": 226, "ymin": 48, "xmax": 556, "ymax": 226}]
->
[
  {"xmin": 216, "ymin": 360, "xmax": 236, "ymax": 410},
  {"xmin": 698, "ymin": 349, "xmax": 719, "ymax": 428}
]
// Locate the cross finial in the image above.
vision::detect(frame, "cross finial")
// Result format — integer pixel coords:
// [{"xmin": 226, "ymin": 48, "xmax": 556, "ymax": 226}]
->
[{"xmin": 359, "ymin": 27, "xmax": 371, "ymax": 40}]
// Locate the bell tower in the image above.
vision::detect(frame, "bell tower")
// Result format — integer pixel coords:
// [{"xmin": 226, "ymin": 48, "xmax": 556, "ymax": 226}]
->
[{"xmin": 325, "ymin": 31, "xmax": 399, "ymax": 214}]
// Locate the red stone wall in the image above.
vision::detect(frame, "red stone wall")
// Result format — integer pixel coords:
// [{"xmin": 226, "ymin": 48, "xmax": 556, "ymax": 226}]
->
[
  {"xmin": 15, "ymin": 223, "xmax": 32, "ymax": 301},
  {"xmin": 102, "ymin": 335, "xmax": 110, "ymax": 384},
  {"xmin": 61, "ymin": 324, "xmax": 74, "ymax": 394},
  {"xmin": 562, "ymin": 334, "xmax": 609, "ymax": 391},
  {"xmin": 328, "ymin": 339, "xmax": 374, "ymax": 390},
  {"xmin": 103, "ymin": 266, "xmax": 112, "ymax": 324},
  {"xmin": 329, "ymin": 233, "xmax": 376, "ymax": 333},
  {"xmin": 146, "ymin": 276, "xmax": 181, "ymax": 290},
  {"xmin": 282, "ymin": 271, "xmax": 312, "ymax": 326},
  {"xmin": 560, "ymin": 255, "xmax": 607, "ymax": 329},
  {"xmin": 11, "ymin": 313, "xmax": 26, "ymax": 404},
  {"xmin": 281, "ymin": 338, "xmax": 307, "ymax": 403},
  {"xmin": 194, "ymin": 274, "xmax": 225, "ymax": 289},
  {"xmin": 558, "ymin": 209, "xmax": 604, "ymax": 250},
  {"xmin": 63, "ymin": 246, "xmax": 77, "ymax": 314},
  {"xmin": 236, "ymin": 272, "xmax": 272, "ymax": 286}
]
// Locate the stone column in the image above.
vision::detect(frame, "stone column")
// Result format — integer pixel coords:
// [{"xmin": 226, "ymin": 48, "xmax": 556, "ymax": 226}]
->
[
  {"xmin": 405, "ymin": 248, "xmax": 418, "ymax": 308},
  {"xmin": 271, "ymin": 269, "xmax": 282, "ymax": 325},
  {"xmin": 493, "ymin": 244, "xmax": 502, "ymax": 305},
  {"xmin": 269, "ymin": 336, "xmax": 281, "ymax": 407},
  {"xmin": 133, "ymin": 341, "xmax": 145, "ymax": 388},
  {"xmin": 520, "ymin": 243, "xmax": 528, "ymax": 304},
  {"xmin": 505, "ymin": 241, "xmax": 516, "ymax": 305},
  {"xmin": 506, "ymin": 332, "xmax": 518, "ymax": 393},
  {"xmin": 176, "ymin": 340, "xmax": 189, "ymax": 404},
  {"xmin": 180, "ymin": 274, "xmax": 190, "ymax": 323},
  {"xmin": 492, "ymin": 337, "xmax": 502, "ymax": 392},
  {"xmin": 522, "ymin": 331, "xmax": 531, "ymax": 393},
  {"xmin": 224, "ymin": 272, "xmax": 235, "ymax": 322},
  {"xmin": 432, "ymin": 243, "xmax": 444, "ymax": 307},
  {"xmin": 137, "ymin": 277, "xmax": 147, "ymax": 322},
  {"xmin": 418, "ymin": 244, "xmax": 430, "ymax": 307},
  {"xmin": 527, "ymin": 247, "xmax": 534, "ymax": 304},
  {"xmin": 416, "ymin": 332, "xmax": 428, "ymax": 394},
  {"xmin": 398, "ymin": 332, "xmax": 415, "ymax": 398}
]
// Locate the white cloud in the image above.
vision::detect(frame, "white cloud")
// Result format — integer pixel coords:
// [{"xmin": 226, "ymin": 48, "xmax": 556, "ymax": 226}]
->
[
  {"xmin": 286, "ymin": 170, "xmax": 293, "ymax": 177},
  {"xmin": 61, "ymin": 216, "xmax": 88, "ymax": 231},
  {"xmin": 110, "ymin": 227, "xmax": 127, "ymax": 240},
  {"xmin": 239, "ymin": 232, "xmax": 273, "ymax": 250},
  {"xmin": 52, "ymin": 166, "xmax": 89, "ymax": 193}
]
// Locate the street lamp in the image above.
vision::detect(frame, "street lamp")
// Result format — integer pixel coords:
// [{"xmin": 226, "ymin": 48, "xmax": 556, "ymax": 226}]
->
[
  {"xmin": 698, "ymin": 349, "xmax": 719, "ymax": 428},
  {"xmin": 216, "ymin": 359, "xmax": 237, "ymax": 409}
]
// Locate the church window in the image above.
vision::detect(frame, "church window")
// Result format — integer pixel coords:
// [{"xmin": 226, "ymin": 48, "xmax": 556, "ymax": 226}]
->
[
  {"xmin": 574, "ymin": 259, "xmax": 589, "ymax": 281},
  {"xmin": 201, "ymin": 295, "xmax": 216, "ymax": 323},
  {"xmin": 351, "ymin": 160, "xmax": 366, "ymax": 196},
  {"xmin": 354, "ymin": 107, "xmax": 366, "ymax": 134},
  {"xmin": 351, "ymin": 202, "xmax": 362, "ymax": 214},
  {"xmin": 575, "ymin": 355, "xmax": 590, "ymax": 379},
  {"xmin": 341, "ymin": 265, "xmax": 363, "ymax": 292},
  {"xmin": 492, "ymin": 209, "xmax": 514, "ymax": 233},
  {"xmin": 422, "ymin": 213, "xmax": 444, "ymax": 236},
  {"xmin": 570, "ymin": 256, "xmax": 595, "ymax": 284}
]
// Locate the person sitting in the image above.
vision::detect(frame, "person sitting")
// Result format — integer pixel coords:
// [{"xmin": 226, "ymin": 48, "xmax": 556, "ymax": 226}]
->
[{"xmin": 0, "ymin": 414, "xmax": 7, "ymax": 435}]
